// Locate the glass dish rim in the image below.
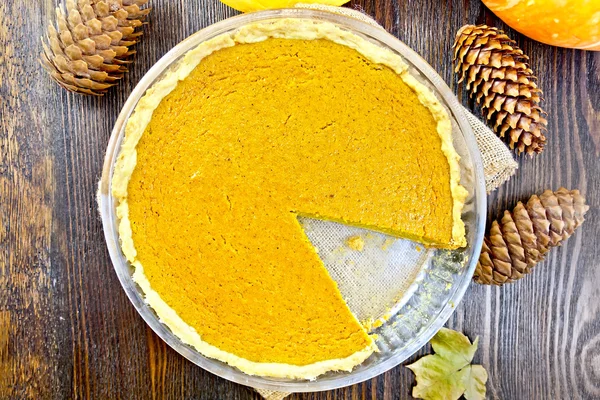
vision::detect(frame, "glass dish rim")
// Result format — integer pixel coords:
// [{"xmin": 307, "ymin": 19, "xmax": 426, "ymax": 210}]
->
[{"xmin": 98, "ymin": 8, "xmax": 487, "ymax": 393}]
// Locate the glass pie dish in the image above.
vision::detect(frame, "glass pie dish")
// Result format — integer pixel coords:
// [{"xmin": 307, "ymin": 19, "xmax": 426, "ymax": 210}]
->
[{"xmin": 98, "ymin": 8, "xmax": 486, "ymax": 393}]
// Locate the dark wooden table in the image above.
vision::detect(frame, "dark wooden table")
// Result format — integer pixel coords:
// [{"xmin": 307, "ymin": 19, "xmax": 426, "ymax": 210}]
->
[{"xmin": 2, "ymin": 0, "xmax": 599, "ymax": 398}]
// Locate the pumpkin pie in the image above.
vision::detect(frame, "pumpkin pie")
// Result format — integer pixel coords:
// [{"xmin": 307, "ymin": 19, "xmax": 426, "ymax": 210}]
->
[{"xmin": 112, "ymin": 19, "xmax": 468, "ymax": 380}]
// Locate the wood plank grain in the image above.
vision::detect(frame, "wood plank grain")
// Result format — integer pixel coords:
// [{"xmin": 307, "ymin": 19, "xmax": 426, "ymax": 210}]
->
[
  {"xmin": 0, "ymin": 0, "xmax": 599, "ymax": 399},
  {"xmin": 0, "ymin": 0, "xmax": 60, "ymax": 397}
]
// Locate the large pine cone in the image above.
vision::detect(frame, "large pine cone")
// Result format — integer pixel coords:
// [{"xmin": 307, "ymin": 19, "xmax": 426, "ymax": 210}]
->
[
  {"xmin": 474, "ymin": 188, "xmax": 589, "ymax": 285},
  {"xmin": 453, "ymin": 25, "xmax": 548, "ymax": 155},
  {"xmin": 41, "ymin": 0, "xmax": 150, "ymax": 96}
]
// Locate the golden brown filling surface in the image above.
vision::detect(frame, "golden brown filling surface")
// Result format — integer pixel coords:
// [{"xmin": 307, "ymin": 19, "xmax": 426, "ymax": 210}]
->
[{"xmin": 127, "ymin": 38, "xmax": 454, "ymax": 365}]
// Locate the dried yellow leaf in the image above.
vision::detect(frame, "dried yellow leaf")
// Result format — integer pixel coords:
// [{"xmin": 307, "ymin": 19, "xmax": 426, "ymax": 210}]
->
[
  {"xmin": 406, "ymin": 328, "xmax": 488, "ymax": 400},
  {"xmin": 220, "ymin": 0, "xmax": 348, "ymax": 13}
]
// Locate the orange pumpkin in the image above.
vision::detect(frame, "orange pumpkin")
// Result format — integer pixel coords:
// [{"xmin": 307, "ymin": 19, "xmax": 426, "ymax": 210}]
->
[{"xmin": 482, "ymin": 0, "xmax": 600, "ymax": 50}]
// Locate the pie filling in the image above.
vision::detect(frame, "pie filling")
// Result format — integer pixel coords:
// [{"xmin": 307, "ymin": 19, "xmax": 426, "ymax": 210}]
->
[{"xmin": 112, "ymin": 20, "xmax": 467, "ymax": 379}]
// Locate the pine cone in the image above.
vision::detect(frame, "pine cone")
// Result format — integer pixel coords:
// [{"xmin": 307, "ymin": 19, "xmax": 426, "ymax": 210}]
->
[
  {"xmin": 453, "ymin": 25, "xmax": 548, "ymax": 155},
  {"xmin": 40, "ymin": 0, "xmax": 150, "ymax": 96},
  {"xmin": 474, "ymin": 188, "xmax": 589, "ymax": 285}
]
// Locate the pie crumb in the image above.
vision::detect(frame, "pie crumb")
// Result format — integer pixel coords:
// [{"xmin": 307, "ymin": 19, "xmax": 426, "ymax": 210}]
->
[
  {"xmin": 381, "ymin": 238, "xmax": 395, "ymax": 250},
  {"xmin": 346, "ymin": 235, "xmax": 365, "ymax": 251}
]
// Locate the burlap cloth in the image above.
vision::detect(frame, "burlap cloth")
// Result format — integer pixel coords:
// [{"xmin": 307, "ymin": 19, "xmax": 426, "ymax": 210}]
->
[{"xmin": 253, "ymin": 4, "xmax": 517, "ymax": 400}]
